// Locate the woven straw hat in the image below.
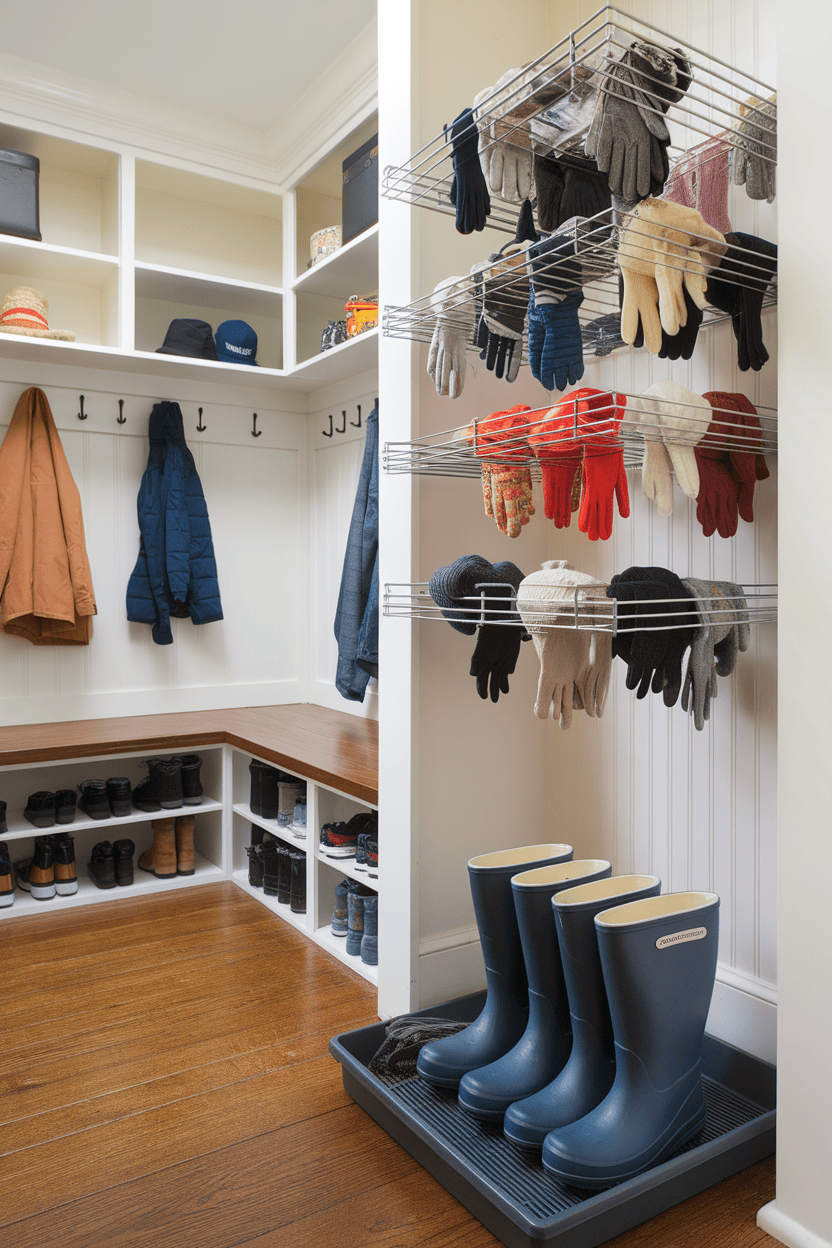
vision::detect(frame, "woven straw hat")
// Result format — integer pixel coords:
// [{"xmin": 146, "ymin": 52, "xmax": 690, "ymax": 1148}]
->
[{"xmin": 0, "ymin": 287, "xmax": 74, "ymax": 340}]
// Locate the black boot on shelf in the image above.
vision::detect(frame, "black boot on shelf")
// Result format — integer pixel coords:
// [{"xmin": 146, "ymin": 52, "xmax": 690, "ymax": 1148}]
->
[
  {"xmin": 261, "ymin": 838, "xmax": 280, "ymax": 895},
  {"xmin": 133, "ymin": 758, "xmax": 183, "ymax": 812},
  {"xmin": 24, "ymin": 791, "xmax": 56, "ymax": 828},
  {"xmin": 331, "ymin": 877, "xmax": 349, "ymax": 936},
  {"xmin": 112, "ymin": 839, "xmax": 135, "ymax": 887},
  {"xmin": 78, "ymin": 779, "xmax": 110, "ymax": 820},
  {"xmin": 50, "ymin": 832, "xmax": 78, "ymax": 895},
  {"xmin": 178, "ymin": 755, "xmax": 204, "ymax": 805},
  {"xmin": 17, "ymin": 836, "xmax": 56, "ymax": 900},
  {"xmin": 277, "ymin": 844, "xmax": 293, "ymax": 905},
  {"xmin": 246, "ymin": 842, "xmax": 267, "ymax": 888},
  {"xmin": 289, "ymin": 849, "xmax": 306, "ymax": 914},
  {"xmin": 88, "ymin": 841, "xmax": 117, "ymax": 889},
  {"xmin": 249, "ymin": 759, "xmax": 280, "ymax": 819},
  {"xmin": 106, "ymin": 777, "xmax": 133, "ymax": 818},
  {"xmin": 0, "ymin": 800, "xmax": 6, "ymax": 835},
  {"xmin": 55, "ymin": 790, "xmax": 77, "ymax": 824},
  {"xmin": 0, "ymin": 840, "xmax": 14, "ymax": 908}
]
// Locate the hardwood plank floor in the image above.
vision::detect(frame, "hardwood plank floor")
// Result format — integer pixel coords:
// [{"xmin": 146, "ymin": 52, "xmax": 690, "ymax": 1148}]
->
[{"xmin": 0, "ymin": 883, "xmax": 775, "ymax": 1247}]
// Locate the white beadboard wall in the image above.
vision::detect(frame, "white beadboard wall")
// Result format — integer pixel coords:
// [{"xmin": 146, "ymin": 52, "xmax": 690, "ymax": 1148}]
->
[
  {"xmin": 403, "ymin": 0, "xmax": 777, "ymax": 1059},
  {"xmin": 0, "ymin": 361, "xmax": 311, "ymax": 724}
]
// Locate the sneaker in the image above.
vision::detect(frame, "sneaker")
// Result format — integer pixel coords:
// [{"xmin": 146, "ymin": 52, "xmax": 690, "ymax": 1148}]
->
[
  {"xmin": 346, "ymin": 889, "xmax": 366, "ymax": 956},
  {"xmin": 106, "ymin": 777, "xmax": 132, "ymax": 818},
  {"xmin": 361, "ymin": 894, "xmax": 378, "ymax": 966},
  {"xmin": 331, "ymin": 877, "xmax": 349, "ymax": 936},
  {"xmin": 133, "ymin": 758, "xmax": 183, "ymax": 812},
  {"xmin": 366, "ymin": 839, "xmax": 378, "ymax": 878},
  {"xmin": 50, "ymin": 832, "xmax": 78, "ymax": 895},
  {"xmin": 290, "ymin": 797, "xmax": 307, "ymax": 840},
  {"xmin": 320, "ymin": 821, "xmax": 357, "ymax": 859},
  {"xmin": 355, "ymin": 833, "xmax": 369, "ymax": 872},
  {"xmin": 24, "ymin": 791, "xmax": 56, "ymax": 828},
  {"xmin": 112, "ymin": 839, "xmax": 135, "ymax": 887},
  {"xmin": 88, "ymin": 841, "xmax": 116, "ymax": 889},
  {"xmin": 17, "ymin": 836, "xmax": 56, "ymax": 900},
  {"xmin": 55, "ymin": 790, "xmax": 77, "ymax": 824},
  {"xmin": 178, "ymin": 755, "xmax": 204, "ymax": 805},
  {"xmin": 0, "ymin": 841, "xmax": 14, "ymax": 907},
  {"xmin": 78, "ymin": 779, "xmax": 110, "ymax": 820}
]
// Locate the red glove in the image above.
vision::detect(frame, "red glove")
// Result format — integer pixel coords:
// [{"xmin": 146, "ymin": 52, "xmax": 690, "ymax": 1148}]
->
[
  {"xmin": 698, "ymin": 392, "xmax": 763, "ymax": 535},
  {"xmin": 527, "ymin": 403, "xmax": 583, "ymax": 528},
  {"xmin": 573, "ymin": 389, "xmax": 629, "ymax": 541},
  {"xmin": 694, "ymin": 453, "xmax": 740, "ymax": 537}
]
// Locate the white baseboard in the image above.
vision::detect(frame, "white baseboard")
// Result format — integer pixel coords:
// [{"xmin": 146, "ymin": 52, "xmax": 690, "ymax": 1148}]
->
[
  {"xmin": 0, "ymin": 681, "xmax": 304, "ymax": 727},
  {"xmin": 707, "ymin": 977, "xmax": 777, "ymax": 1065},
  {"xmin": 757, "ymin": 1202, "xmax": 832, "ymax": 1248},
  {"xmin": 310, "ymin": 678, "xmax": 378, "ymax": 720}
]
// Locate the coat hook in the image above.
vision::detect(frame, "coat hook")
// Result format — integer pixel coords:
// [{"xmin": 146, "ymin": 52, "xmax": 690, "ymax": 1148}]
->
[
  {"xmin": 196, "ymin": 406, "xmax": 207, "ymax": 432},
  {"xmin": 78, "ymin": 395, "xmax": 87, "ymax": 421},
  {"xmin": 375, "ymin": 396, "xmax": 379, "ymax": 411},
  {"xmin": 117, "ymin": 399, "xmax": 126, "ymax": 424},
  {"xmin": 323, "ymin": 414, "xmax": 333, "ymax": 437},
  {"xmin": 336, "ymin": 410, "xmax": 346, "ymax": 434},
  {"xmin": 350, "ymin": 404, "xmax": 362, "ymax": 428},
  {"xmin": 252, "ymin": 412, "xmax": 262, "ymax": 438}
]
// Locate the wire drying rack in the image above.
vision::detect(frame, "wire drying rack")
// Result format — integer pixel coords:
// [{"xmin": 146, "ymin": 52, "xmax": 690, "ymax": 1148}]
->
[
  {"xmin": 382, "ymin": 209, "xmax": 777, "ymax": 362},
  {"xmin": 384, "ymin": 583, "xmax": 778, "ymax": 634},
  {"xmin": 382, "ymin": 392, "xmax": 777, "ymax": 478},
  {"xmin": 381, "ymin": 4, "xmax": 776, "ymax": 236}
]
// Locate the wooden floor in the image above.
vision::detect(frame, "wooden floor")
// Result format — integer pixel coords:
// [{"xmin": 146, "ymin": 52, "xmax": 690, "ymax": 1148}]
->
[{"xmin": 0, "ymin": 883, "xmax": 775, "ymax": 1247}]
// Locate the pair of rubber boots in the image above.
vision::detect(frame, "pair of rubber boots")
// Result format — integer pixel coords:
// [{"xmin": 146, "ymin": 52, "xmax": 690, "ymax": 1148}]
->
[
  {"xmin": 137, "ymin": 815, "xmax": 195, "ymax": 879},
  {"xmin": 416, "ymin": 843, "xmax": 719, "ymax": 1189}
]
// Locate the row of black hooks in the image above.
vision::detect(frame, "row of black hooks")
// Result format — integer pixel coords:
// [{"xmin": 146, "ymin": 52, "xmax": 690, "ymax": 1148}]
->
[
  {"xmin": 323, "ymin": 399, "xmax": 376, "ymax": 438},
  {"xmin": 76, "ymin": 395, "xmax": 262, "ymax": 438}
]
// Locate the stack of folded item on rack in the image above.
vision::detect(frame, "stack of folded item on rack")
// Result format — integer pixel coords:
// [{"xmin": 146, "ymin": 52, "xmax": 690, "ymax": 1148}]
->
[{"xmin": 426, "ymin": 555, "xmax": 755, "ymax": 730}]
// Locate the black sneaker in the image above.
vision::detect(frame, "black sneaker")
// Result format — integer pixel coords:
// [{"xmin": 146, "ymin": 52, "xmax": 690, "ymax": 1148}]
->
[
  {"xmin": 78, "ymin": 779, "xmax": 110, "ymax": 820},
  {"xmin": 355, "ymin": 833, "xmax": 369, "ymax": 872},
  {"xmin": 50, "ymin": 832, "xmax": 78, "ymax": 895},
  {"xmin": 0, "ymin": 841, "xmax": 14, "ymax": 908},
  {"xmin": 24, "ymin": 791, "xmax": 56, "ymax": 828},
  {"xmin": 55, "ymin": 790, "xmax": 77, "ymax": 824},
  {"xmin": 112, "ymin": 839, "xmax": 135, "ymax": 887},
  {"xmin": 133, "ymin": 758, "xmax": 183, "ymax": 812},
  {"xmin": 88, "ymin": 841, "xmax": 116, "ymax": 889},
  {"xmin": 106, "ymin": 778, "xmax": 132, "ymax": 818},
  {"xmin": 366, "ymin": 839, "xmax": 378, "ymax": 878},
  {"xmin": 178, "ymin": 755, "xmax": 204, "ymax": 805},
  {"xmin": 319, "ymin": 821, "xmax": 357, "ymax": 858}
]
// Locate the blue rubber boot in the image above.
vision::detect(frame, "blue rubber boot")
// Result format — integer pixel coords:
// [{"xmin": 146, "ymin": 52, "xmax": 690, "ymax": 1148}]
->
[
  {"xmin": 416, "ymin": 844, "xmax": 573, "ymax": 1090},
  {"xmin": 542, "ymin": 891, "xmax": 720, "ymax": 1188},
  {"xmin": 458, "ymin": 860, "xmax": 613, "ymax": 1121},
  {"xmin": 504, "ymin": 874, "xmax": 661, "ymax": 1150}
]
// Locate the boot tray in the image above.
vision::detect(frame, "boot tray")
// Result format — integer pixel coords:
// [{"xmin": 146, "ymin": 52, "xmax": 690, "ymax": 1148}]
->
[{"xmin": 329, "ymin": 993, "xmax": 775, "ymax": 1248}]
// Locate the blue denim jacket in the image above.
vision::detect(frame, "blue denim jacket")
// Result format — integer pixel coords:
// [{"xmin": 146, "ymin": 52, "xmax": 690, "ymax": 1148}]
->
[{"xmin": 334, "ymin": 407, "xmax": 379, "ymax": 701}]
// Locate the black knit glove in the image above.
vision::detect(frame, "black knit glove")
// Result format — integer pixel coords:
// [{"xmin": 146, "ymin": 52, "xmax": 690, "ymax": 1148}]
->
[
  {"xmin": 705, "ymin": 231, "xmax": 777, "ymax": 372},
  {"xmin": 448, "ymin": 107, "xmax": 490, "ymax": 234}
]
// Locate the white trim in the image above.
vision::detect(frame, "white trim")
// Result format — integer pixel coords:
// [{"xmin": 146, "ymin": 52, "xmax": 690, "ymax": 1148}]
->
[
  {"xmin": 0, "ymin": 681, "xmax": 304, "ymax": 728},
  {"xmin": 757, "ymin": 1203, "xmax": 832, "ymax": 1248}
]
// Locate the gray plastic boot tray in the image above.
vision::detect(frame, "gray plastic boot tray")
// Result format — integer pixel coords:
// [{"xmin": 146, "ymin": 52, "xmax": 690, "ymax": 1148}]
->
[{"xmin": 329, "ymin": 992, "xmax": 775, "ymax": 1248}]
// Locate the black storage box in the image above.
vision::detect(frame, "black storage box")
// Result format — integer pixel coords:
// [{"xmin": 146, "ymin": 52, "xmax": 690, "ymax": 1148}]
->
[
  {"xmin": 0, "ymin": 148, "xmax": 42, "ymax": 242},
  {"xmin": 342, "ymin": 133, "xmax": 378, "ymax": 245},
  {"xmin": 330, "ymin": 992, "xmax": 776, "ymax": 1248}
]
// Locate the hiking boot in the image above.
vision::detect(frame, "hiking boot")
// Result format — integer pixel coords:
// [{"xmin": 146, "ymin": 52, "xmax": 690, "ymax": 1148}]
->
[
  {"xmin": 112, "ymin": 839, "xmax": 135, "ymax": 886},
  {"xmin": 137, "ymin": 817, "xmax": 177, "ymax": 878},
  {"xmin": 361, "ymin": 893, "xmax": 378, "ymax": 966},
  {"xmin": 246, "ymin": 842, "xmax": 266, "ymax": 888},
  {"xmin": 261, "ymin": 838, "xmax": 281, "ymax": 896},
  {"xmin": 331, "ymin": 877, "xmax": 350, "ymax": 936},
  {"xmin": 50, "ymin": 832, "xmax": 78, "ymax": 895},
  {"xmin": 277, "ymin": 843, "xmax": 293, "ymax": 904},
  {"xmin": 133, "ymin": 758, "xmax": 183, "ymax": 812},
  {"xmin": 18, "ymin": 835, "xmax": 56, "ymax": 899},
  {"xmin": 78, "ymin": 779, "xmax": 110, "ymax": 820},
  {"xmin": 289, "ymin": 849, "xmax": 306, "ymax": 914},
  {"xmin": 88, "ymin": 841, "xmax": 116, "ymax": 889},
  {"xmin": 24, "ymin": 791, "xmax": 56, "ymax": 828},
  {"xmin": 249, "ymin": 759, "xmax": 280, "ymax": 819},
  {"xmin": 106, "ymin": 777, "xmax": 132, "ymax": 818},
  {"xmin": 55, "ymin": 790, "xmax": 77, "ymax": 824},
  {"xmin": 178, "ymin": 755, "xmax": 204, "ymax": 805},
  {"xmin": 175, "ymin": 814, "xmax": 195, "ymax": 876},
  {"xmin": 319, "ymin": 821, "xmax": 357, "ymax": 859},
  {"xmin": 0, "ymin": 841, "xmax": 14, "ymax": 907},
  {"xmin": 346, "ymin": 890, "xmax": 366, "ymax": 956}
]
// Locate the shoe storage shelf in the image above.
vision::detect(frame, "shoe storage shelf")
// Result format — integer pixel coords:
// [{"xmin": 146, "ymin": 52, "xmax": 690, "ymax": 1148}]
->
[
  {"xmin": 0, "ymin": 106, "xmax": 378, "ymax": 393},
  {"xmin": 0, "ymin": 746, "xmax": 225, "ymax": 919},
  {"xmin": 231, "ymin": 747, "xmax": 379, "ymax": 986}
]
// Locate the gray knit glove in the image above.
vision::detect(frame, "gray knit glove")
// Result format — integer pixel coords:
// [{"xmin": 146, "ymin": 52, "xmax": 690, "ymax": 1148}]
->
[
  {"xmin": 680, "ymin": 578, "xmax": 751, "ymax": 730},
  {"xmin": 731, "ymin": 97, "xmax": 776, "ymax": 204}
]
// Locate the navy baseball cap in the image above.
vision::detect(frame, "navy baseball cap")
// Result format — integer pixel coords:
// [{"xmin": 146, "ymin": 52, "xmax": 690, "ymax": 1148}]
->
[{"xmin": 215, "ymin": 319, "xmax": 258, "ymax": 365}]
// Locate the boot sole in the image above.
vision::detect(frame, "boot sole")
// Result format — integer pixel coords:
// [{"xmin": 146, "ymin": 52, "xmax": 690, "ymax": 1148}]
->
[
  {"xmin": 0, "ymin": 893, "xmax": 15, "ymax": 907},
  {"xmin": 183, "ymin": 797, "xmax": 203, "ymax": 805},
  {"xmin": 177, "ymin": 868, "xmax": 196, "ymax": 876},
  {"xmin": 55, "ymin": 881, "xmax": 78, "ymax": 896},
  {"xmin": 136, "ymin": 862, "xmax": 177, "ymax": 879},
  {"xmin": 24, "ymin": 814, "xmax": 55, "ymax": 828},
  {"xmin": 30, "ymin": 883, "xmax": 57, "ymax": 900},
  {"xmin": 159, "ymin": 800, "xmax": 183, "ymax": 810},
  {"xmin": 55, "ymin": 812, "xmax": 77, "ymax": 824},
  {"xmin": 82, "ymin": 808, "xmax": 111, "ymax": 820},
  {"xmin": 109, "ymin": 801, "xmax": 133, "ymax": 817},
  {"xmin": 321, "ymin": 847, "xmax": 357, "ymax": 857},
  {"xmin": 133, "ymin": 802, "xmax": 161, "ymax": 813}
]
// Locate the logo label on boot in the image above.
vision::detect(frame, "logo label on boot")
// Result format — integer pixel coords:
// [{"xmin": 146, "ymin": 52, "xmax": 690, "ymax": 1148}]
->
[{"xmin": 656, "ymin": 926, "xmax": 707, "ymax": 949}]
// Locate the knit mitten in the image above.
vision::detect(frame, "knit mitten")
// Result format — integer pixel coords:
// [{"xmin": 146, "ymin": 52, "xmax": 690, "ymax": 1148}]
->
[{"xmin": 681, "ymin": 578, "xmax": 750, "ymax": 729}]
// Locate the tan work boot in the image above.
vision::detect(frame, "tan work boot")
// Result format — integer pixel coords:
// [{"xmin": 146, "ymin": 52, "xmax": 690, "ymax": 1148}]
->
[
  {"xmin": 175, "ymin": 814, "xmax": 195, "ymax": 876},
  {"xmin": 138, "ymin": 817, "xmax": 177, "ymax": 879}
]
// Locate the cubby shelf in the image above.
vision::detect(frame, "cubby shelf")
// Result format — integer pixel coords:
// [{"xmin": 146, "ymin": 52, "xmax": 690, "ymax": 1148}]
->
[
  {"xmin": 315, "ymin": 849, "xmax": 378, "ymax": 888},
  {"xmin": 314, "ymin": 924, "xmax": 379, "ymax": 983},
  {"xmin": 2, "ymin": 796, "xmax": 223, "ymax": 844},
  {"xmin": 290, "ymin": 326, "xmax": 379, "ymax": 385},
  {"xmin": 292, "ymin": 223, "xmax": 378, "ymax": 297},
  {"xmin": 0, "ymin": 235, "xmax": 119, "ymax": 285}
]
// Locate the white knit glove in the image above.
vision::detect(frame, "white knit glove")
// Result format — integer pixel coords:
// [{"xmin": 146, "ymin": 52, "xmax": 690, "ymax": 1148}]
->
[
  {"xmin": 639, "ymin": 380, "xmax": 712, "ymax": 502},
  {"xmin": 426, "ymin": 275, "xmax": 473, "ymax": 399}
]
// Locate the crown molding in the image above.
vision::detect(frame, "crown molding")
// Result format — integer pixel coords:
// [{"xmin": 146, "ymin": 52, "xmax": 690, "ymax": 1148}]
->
[{"xmin": 266, "ymin": 17, "xmax": 378, "ymax": 188}]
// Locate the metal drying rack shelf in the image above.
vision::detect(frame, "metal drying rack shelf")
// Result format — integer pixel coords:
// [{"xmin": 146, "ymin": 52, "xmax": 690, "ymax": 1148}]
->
[
  {"xmin": 382, "ymin": 392, "xmax": 777, "ymax": 478},
  {"xmin": 384, "ymin": 583, "xmax": 778, "ymax": 634},
  {"xmin": 382, "ymin": 210, "xmax": 777, "ymax": 362},
  {"xmin": 381, "ymin": 4, "xmax": 776, "ymax": 236}
]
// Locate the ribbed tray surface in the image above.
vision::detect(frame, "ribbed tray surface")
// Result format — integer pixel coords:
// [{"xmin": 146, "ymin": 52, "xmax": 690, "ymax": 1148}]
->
[{"xmin": 391, "ymin": 1075, "xmax": 765, "ymax": 1220}]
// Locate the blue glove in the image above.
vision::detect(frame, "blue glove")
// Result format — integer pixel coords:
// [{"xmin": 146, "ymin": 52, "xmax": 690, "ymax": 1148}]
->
[
  {"xmin": 528, "ymin": 290, "xmax": 585, "ymax": 392},
  {"xmin": 528, "ymin": 230, "xmax": 583, "ymax": 304}
]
